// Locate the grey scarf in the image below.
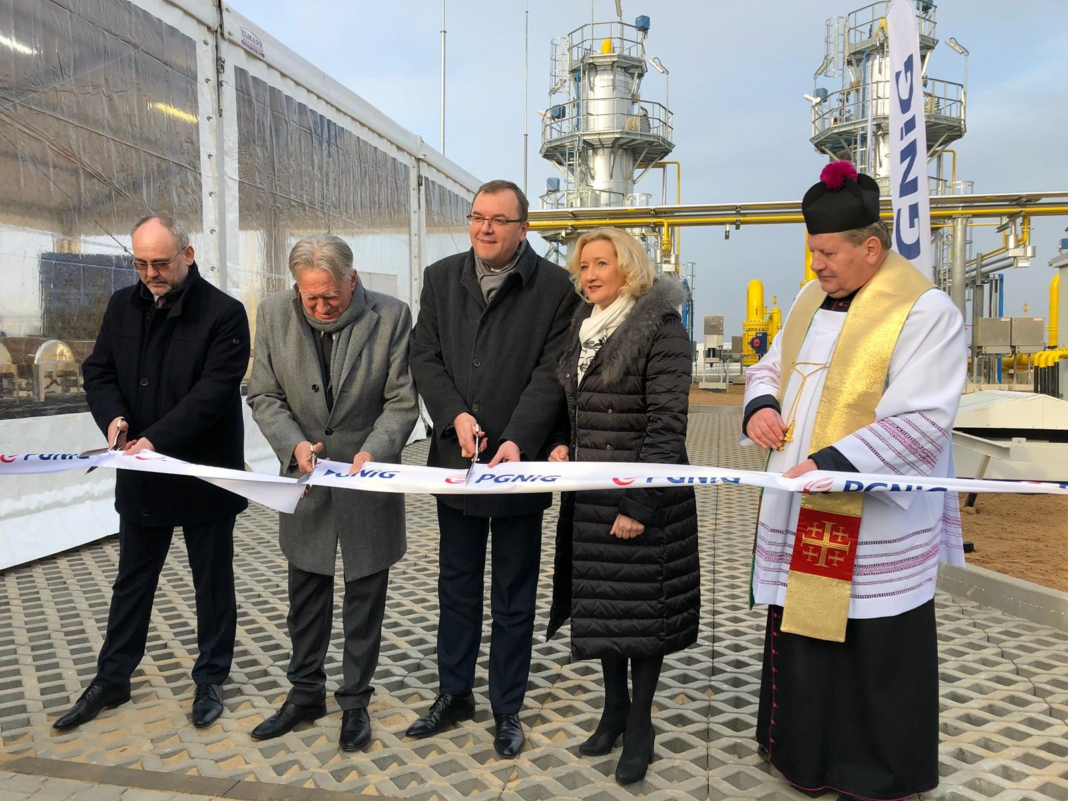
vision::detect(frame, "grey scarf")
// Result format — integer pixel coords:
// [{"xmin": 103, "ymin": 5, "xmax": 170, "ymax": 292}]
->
[
  {"xmin": 299, "ymin": 281, "xmax": 367, "ymax": 334},
  {"xmin": 474, "ymin": 240, "xmax": 527, "ymax": 303}
]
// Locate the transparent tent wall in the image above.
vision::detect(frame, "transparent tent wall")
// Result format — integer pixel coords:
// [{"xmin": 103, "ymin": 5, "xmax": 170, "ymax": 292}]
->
[
  {"xmin": 0, "ymin": 0, "xmax": 206, "ymax": 419},
  {"xmin": 231, "ymin": 66, "xmax": 413, "ymax": 323},
  {"xmin": 424, "ymin": 179, "xmax": 472, "ymax": 267}
]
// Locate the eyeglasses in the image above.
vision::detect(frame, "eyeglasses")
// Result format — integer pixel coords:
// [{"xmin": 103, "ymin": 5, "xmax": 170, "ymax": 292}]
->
[
  {"xmin": 467, "ymin": 214, "xmax": 525, "ymax": 228},
  {"xmin": 134, "ymin": 251, "xmax": 181, "ymax": 272}
]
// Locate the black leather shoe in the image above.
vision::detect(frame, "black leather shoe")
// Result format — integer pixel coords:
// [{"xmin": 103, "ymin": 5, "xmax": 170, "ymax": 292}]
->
[
  {"xmin": 191, "ymin": 684, "xmax": 224, "ymax": 728},
  {"xmin": 493, "ymin": 712, "xmax": 525, "ymax": 758},
  {"xmin": 339, "ymin": 708, "xmax": 372, "ymax": 751},
  {"xmin": 405, "ymin": 692, "xmax": 475, "ymax": 739},
  {"xmin": 579, "ymin": 703, "xmax": 629, "ymax": 756},
  {"xmin": 614, "ymin": 725, "xmax": 654, "ymax": 785},
  {"xmin": 250, "ymin": 701, "xmax": 327, "ymax": 741},
  {"xmin": 53, "ymin": 683, "xmax": 131, "ymax": 730}
]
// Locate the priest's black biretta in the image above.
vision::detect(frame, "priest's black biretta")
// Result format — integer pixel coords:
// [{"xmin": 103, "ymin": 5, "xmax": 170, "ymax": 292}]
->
[{"xmin": 802, "ymin": 161, "xmax": 881, "ymax": 235}]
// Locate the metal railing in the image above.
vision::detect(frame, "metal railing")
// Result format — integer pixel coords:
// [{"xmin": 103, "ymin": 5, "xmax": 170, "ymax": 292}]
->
[
  {"xmin": 812, "ymin": 79, "xmax": 964, "ymax": 136},
  {"xmin": 564, "ymin": 21, "xmax": 647, "ymax": 65},
  {"xmin": 542, "ymin": 99, "xmax": 673, "ymax": 143},
  {"xmin": 846, "ymin": 0, "xmax": 937, "ymax": 49}
]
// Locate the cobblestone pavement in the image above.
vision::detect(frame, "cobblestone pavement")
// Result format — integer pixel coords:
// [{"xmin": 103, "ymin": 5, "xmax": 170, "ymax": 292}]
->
[{"xmin": 2, "ymin": 412, "xmax": 1068, "ymax": 800}]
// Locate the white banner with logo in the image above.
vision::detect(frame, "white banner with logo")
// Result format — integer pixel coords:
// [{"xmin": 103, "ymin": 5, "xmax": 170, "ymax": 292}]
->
[
  {"xmin": 887, "ymin": 0, "xmax": 932, "ymax": 276},
  {"xmin": 4, "ymin": 453, "xmax": 1068, "ymax": 510}
]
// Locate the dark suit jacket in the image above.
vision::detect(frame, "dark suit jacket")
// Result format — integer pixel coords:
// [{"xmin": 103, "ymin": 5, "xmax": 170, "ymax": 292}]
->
[
  {"xmin": 82, "ymin": 263, "xmax": 250, "ymax": 527},
  {"xmin": 410, "ymin": 244, "xmax": 579, "ymax": 517}
]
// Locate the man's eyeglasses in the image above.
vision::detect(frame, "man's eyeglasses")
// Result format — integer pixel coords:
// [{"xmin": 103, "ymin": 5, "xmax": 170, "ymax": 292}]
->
[
  {"xmin": 134, "ymin": 251, "xmax": 181, "ymax": 272},
  {"xmin": 467, "ymin": 214, "xmax": 525, "ymax": 228}
]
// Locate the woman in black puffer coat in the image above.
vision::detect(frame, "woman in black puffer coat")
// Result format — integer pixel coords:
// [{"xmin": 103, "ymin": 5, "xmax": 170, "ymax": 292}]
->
[{"xmin": 546, "ymin": 228, "xmax": 699, "ymax": 785}]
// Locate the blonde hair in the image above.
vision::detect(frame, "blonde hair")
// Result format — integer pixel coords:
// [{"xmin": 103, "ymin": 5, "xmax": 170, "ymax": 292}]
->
[
  {"xmin": 567, "ymin": 228, "xmax": 655, "ymax": 301},
  {"xmin": 288, "ymin": 234, "xmax": 354, "ymax": 283}
]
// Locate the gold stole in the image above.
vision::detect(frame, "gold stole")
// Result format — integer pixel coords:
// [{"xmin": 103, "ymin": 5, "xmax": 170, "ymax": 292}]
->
[{"xmin": 776, "ymin": 251, "xmax": 933, "ymax": 642}]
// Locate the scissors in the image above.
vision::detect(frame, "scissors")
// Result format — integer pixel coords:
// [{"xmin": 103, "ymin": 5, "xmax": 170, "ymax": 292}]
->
[
  {"xmin": 464, "ymin": 423, "xmax": 481, "ymax": 482},
  {"xmin": 81, "ymin": 417, "xmax": 127, "ymax": 472}
]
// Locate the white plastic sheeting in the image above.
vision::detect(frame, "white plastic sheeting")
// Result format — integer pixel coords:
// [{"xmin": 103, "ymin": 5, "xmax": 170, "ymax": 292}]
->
[{"xmin": 0, "ymin": 0, "xmax": 477, "ymax": 567}]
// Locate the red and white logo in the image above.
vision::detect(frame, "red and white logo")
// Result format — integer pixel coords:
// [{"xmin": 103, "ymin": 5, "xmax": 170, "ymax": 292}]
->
[
  {"xmin": 803, "ymin": 476, "xmax": 835, "ymax": 494},
  {"xmin": 612, "ymin": 477, "xmax": 639, "ymax": 486},
  {"xmin": 444, "ymin": 474, "xmax": 467, "ymax": 485},
  {"xmin": 0, "ymin": 455, "xmax": 16, "ymax": 464}
]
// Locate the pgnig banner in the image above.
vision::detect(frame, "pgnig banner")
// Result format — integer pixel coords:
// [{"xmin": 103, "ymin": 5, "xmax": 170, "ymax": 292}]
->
[{"xmin": 2, "ymin": 451, "xmax": 1067, "ymax": 514}]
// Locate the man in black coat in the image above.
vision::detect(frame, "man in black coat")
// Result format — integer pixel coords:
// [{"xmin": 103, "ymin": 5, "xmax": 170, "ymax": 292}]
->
[
  {"xmin": 54, "ymin": 214, "xmax": 250, "ymax": 732},
  {"xmin": 407, "ymin": 180, "xmax": 578, "ymax": 756}
]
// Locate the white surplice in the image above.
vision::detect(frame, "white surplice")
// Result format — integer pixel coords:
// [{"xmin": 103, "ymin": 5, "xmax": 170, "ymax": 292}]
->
[{"xmin": 742, "ymin": 288, "xmax": 967, "ymax": 619}]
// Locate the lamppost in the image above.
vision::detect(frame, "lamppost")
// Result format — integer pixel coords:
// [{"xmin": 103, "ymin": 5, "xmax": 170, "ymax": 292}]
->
[
  {"xmin": 946, "ymin": 37, "xmax": 968, "ymax": 100},
  {"xmin": 649, "ymin": 56, "xmax": 669, "ymax": 115}
]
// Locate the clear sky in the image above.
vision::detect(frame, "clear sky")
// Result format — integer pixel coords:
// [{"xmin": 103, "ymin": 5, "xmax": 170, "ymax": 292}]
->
[{"xmin": 242, "ymin": 0, "xmax": 1068, "ymax": 339}]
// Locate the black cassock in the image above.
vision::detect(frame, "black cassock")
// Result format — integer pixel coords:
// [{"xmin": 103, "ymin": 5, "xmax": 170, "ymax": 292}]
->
[{"xmin": 756, "ymin": 601, "xmax": 940, "ymax": 800}]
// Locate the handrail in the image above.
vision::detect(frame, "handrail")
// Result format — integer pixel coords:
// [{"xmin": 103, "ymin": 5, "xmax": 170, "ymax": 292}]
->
[{"xmin": 528, "ymin": 192, "xmax": 1068, "ymax": 232}]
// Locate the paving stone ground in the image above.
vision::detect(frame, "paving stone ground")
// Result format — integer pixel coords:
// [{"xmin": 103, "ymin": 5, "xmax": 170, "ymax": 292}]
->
[{"xmin": 2, "ymin": 411, "xmax": 1068, "ymax": 800}]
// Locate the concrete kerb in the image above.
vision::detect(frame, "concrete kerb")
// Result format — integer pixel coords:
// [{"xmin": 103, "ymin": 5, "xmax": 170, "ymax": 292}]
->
[{"xmin": 938, "ymin": 563, "xmax": 1068, "ymax": 634}]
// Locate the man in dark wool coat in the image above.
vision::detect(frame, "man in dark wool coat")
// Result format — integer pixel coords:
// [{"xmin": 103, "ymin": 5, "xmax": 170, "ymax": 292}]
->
[
  {"xmin": 407, "ymin": 180, "xmax": 579, "ymax": 757},
  {"xmin": 57, "ymin": 214, "xmax": 250, "ymax": 731}
]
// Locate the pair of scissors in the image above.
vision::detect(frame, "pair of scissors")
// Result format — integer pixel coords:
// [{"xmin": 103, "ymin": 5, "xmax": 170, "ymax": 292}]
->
[
  {"xmin": 81, "ymin": 417, "xmax": 128, "ymax": 472},
  {"xmin": 464, "ymin": 423, "xmax": 481, "ymax": 482}
]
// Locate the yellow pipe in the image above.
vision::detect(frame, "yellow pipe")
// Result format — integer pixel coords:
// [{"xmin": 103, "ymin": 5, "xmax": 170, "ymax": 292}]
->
[
  {"xmin": 1050, "ymin": 273, "xmax": 1060, "ymax": 348},
  {"xmin": 767, "ymin": 297, "xmax": 782, "ymax": 342},
  {"xmin": 747, "ymin": 280, "xmax": 765, "ymax": 323},
  {"xmin": 804, "ymin": 232, "xmax": 816, "ymax": 286},
  {"xmin": 934, "ymin": 148, "xmax": 958, "ymax": 188},
  {"xmin": 652, "ymin": 161, "xmax": 682, "ymax": 205},
  {"xmin": 527, "ymin": 207, "xmax": 1068, "ymax": 232}
]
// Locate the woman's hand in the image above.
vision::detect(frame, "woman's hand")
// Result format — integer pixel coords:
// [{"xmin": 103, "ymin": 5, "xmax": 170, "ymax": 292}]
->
[
  {"xmin": 548, "ymin": 445, "xmax": 569, "ymax": 462},
  {"xmin": 610, "ymin": 513, "xmax": 645, "ymax": 539}
]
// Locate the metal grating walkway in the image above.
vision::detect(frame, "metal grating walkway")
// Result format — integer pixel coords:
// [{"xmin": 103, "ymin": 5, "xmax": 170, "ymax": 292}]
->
[{"xmin": 1, "ymin": 412, "xmax": 1066, "ymax": 800}]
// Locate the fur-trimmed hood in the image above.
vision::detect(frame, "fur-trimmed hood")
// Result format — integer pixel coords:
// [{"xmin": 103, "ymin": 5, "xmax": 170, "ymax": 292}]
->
[{"xmin": 559, "ymin": 277, "xmax": 687, "ymax": 387}]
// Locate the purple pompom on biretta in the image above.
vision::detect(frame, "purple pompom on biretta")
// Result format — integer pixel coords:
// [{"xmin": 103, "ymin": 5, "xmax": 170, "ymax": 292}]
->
[{"xmin": 820, "ymin": 161, "xmax": 859, "ymax": 191}]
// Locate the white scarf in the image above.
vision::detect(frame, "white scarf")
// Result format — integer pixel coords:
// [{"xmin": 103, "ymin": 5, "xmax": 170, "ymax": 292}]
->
[{"xmin": 577, "ymin": 293, "xmax": 636, "ymax": 383}]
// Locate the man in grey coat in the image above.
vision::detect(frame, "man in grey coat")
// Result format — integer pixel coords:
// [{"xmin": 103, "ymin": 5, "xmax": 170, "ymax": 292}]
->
[{"xmin": 247, "ymin": 234, "xmax": 418, "ymax": 751}]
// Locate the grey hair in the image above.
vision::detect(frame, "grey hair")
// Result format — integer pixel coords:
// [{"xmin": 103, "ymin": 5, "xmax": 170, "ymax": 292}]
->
[
  {"xmin": 288, "ymin": 234, "xmax": 354, "ymax": 283},
  {"xmin": 132, "ymin": 214, "xmax": 190, "ymax": 250},
  {"xmin": 840, "ymin": 220, "xmax": 892, "ymax": 250}
]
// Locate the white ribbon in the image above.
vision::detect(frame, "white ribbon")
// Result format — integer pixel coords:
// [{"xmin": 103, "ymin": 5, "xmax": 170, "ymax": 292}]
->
[
  {"xmin": 0, "ymin": 450, "xmax": 305, "ymax": 514},
  {"xmin": 4, "ymin": 451, "xmax": 1066, "ymax": 514},
  {"xmin": 307, "ymin": 459, "xmax": 1068, "ymax": 497}
]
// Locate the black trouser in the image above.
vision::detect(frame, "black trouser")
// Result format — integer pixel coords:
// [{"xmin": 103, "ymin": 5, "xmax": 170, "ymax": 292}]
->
[
  {"xmin": 95, "ymin": 515, "xmax": 237, "ymax": 688},
  {"xmin": 285, "ymin": 563, "xmax": 390, "ymax": 711},
  {"xmin": 436, "ymin": 501, "xmax": 542, "ymax": 714}
]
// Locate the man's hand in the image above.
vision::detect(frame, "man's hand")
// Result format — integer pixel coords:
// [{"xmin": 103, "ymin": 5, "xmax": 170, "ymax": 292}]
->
[
  {"xmin": 488, "ymin": 440, "xmax": 521, "ymax": 467},
  {"xmin": 453, "ymin": 412, "xmax": 487, "ymax": 459},
  {"xmin": 548, "ymin": 445, "xmax": 569, "ymax": 462},
  {"xmin": 747, "ymin": 407, "xmax": 788, "ymax": 450},
  {"xmin": 294, "ymin": 440, "xmax": 323, "ymax": 474},
  {"xmin": 610, "ymin": 514, "xmax": 645, "ymax": 540},
  {"xmin": 107, "ymin": 416, "xmax": 128, "ymax": 450},
  {"xmin": 783, "ymin": 458, "xmax": 818, "ymax": 479},
  {"xmin": 348, "ymin": 451, "xmax": 374, "ymax": 475},
  {"xmin": 123, "ymin": 437, "xmax": 155, "ymax": 455}
]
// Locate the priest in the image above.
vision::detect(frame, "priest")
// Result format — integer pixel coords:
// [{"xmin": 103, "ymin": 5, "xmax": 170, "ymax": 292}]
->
[{"xmin": 742, "ymin": 161, "xmax": 967, "ymax": 800}]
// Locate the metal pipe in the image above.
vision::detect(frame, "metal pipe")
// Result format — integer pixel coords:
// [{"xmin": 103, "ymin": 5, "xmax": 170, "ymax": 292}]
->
[
  {"xmin": 523, "ymin": 2, "xmax": 529, "ymax": 195},
  {"xmin": 440, "ymin": 0, "xmax": 446, "ymax": 154},
  {"xmin": 971, "ymin": 280, "xmax": 985, "ymax": 384},
  {"xmin": 950, "ymin": 216, "xmax": 967, "ymax": 316},
  {"xmin": 527, "ymin": 191, "xmax": 1068, "ymax": 229}
]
